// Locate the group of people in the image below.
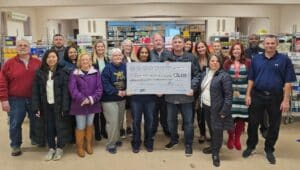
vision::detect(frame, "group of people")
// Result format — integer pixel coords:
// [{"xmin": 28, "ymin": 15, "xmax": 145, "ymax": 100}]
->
[{"xmin": 0, "ymin": 33, "xmax": 296, "ymax": 167}]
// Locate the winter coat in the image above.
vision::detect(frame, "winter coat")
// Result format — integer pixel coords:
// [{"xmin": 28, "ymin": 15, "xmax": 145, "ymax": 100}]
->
[
  {"xmin": 200, "ymin": 69, "xmax": 233, "ymax": 130},
  {"xmin": 31, "ymin": 67, "xmax": 74, "ymax": 145},
  {"xmin": 68, "ymin": 67, "xmax": 103, "ymax": 115}
]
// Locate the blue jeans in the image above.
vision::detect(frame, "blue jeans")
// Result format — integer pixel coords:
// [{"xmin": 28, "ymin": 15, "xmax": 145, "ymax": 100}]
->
[
  {"xmin": 131, "ymin": 99, "xmax": 156, "ymax": 149},
  {"xmin": 167, "ymin": 102, "xmax": 194, "ymax": 146},
  {"xmin": 75, "ymin": 114, "xmax": 95, "ymax": 130},
  {"xmin": 8, "ymin": 97, "xmax": 35, "ymax": 148}
]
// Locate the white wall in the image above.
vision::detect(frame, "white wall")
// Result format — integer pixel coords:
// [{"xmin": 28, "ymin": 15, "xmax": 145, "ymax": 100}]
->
[
  {"xmin": 78, "ymin": 19, "xmax": 106, "ymax": 38},
  {"xmin": 280, "ymin": 5, "xmax": 300, "ymax": 33},
  {"xmin": 6, "ymin": 20, "xmax": 24, "ymax": 36}
]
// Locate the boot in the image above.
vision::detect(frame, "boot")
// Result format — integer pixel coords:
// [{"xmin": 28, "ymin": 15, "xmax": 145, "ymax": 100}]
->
[
  {"xmin": 75, "ymin": 129, "xmax": 85, "ymax": 157},
  {"xmin": 227, "ymin": 130, "xmax": 235, "ymax": 149},
  {"xmin": 85, "ymin": 125, "xmax": 94, "ymax": 154},
  {"xmin": 234, "ymin": 121, "xmax": 245, "ymax": 150}
]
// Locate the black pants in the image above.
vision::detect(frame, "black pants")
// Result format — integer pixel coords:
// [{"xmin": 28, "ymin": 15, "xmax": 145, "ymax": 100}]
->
[
  {"xmin": 153, "ymin": 96, "xmax": 168, "ymax": 135},
  {"xmin": 246, "ymin": 90, "xmax": 283, "ymax": 153},
  {"xmin": 45, "ymin": 104, "xmax": 64, "ymax": 149},
  {"xmin": 203, "ymin": 105, "xmax": 222, "ymax": 154},
  {"xmin": 196, "ymin": 107, "xmax": 207, "ymax": 137},
  {"xmin": 94, "ymin": 112, "xmax": 106, "ymax": 136}
]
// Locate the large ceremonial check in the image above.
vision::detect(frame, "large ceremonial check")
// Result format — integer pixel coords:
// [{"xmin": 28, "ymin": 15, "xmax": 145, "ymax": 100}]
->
[{"xmin": 127, "ymin": 62, "xmax": 191, "ymax": 94}]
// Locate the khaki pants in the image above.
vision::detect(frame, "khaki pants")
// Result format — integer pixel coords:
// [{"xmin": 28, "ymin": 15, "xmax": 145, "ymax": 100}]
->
[{"xmin": 102, "ymin": 100, "xmax": 125, "ymax": 148}]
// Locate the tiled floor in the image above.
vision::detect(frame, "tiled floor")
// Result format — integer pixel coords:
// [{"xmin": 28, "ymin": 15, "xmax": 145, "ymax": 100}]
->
[{"xmin": 0, "ymin": 112, "xmax": 299, "ymax": 170}]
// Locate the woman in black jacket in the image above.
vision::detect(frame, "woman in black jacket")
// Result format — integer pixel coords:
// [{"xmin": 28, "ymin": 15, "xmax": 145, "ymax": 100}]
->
[
  {"xmin": 200, "ymin": 55, "xmax": 233, "ymax": 167},
  {"xmin": 31, "ymin": 49, "xmax": 74, "ymax": 161}
]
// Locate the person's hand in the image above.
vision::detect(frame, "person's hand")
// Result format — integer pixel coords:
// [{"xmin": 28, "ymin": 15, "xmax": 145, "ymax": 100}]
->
[
  {"xmin": 35, "ymin": 110, "xmax": 41, "ymax": 118},
  {"xmin": 245, "ymin": 95, "xmax": 251, "ymax": 107},
  {"xmin": 156, "ymin": 93, "xmax": 163, "ymax": 97},
  {"xmin": 186, "ymin": 89, "xmax": 194, "ymax": 96},
  {"xmin": 81, "ymin": 98, "xmax": 90, "ymax": 106},
  {"xmin": 280, "ymin": 100, "xmax": 290, "ymax": 112},
  {"xmin": 118, "ymin": 90, "xmax": 126, "ymax": 97},
  {"xmin": 1, "ymin": 101, "xmax": 10, "ymax": 112}
]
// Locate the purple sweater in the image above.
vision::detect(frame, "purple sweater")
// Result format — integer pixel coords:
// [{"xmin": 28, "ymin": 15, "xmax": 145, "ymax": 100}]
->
[{"xmin": 68, "ymin": 67, "xmax": 103, "ymax": 115}]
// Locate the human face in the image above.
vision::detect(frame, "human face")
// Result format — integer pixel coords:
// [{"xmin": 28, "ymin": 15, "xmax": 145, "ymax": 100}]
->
[
  {"xmin": 172, "ymin": 37, "xmax": 184, "ymax": 52},
  {"xmin": 123, "ymin": 43, "xmax": 132, "ymax": 55},
  {"xmin": 46, "ymin": 52, "xmax": 58, "ymax": 69},
  {"xmin": 213, "ymin": 42, "xmax": 222, "ymax": 52},
  {"xmin": 184, "ymin": 40, "xmax": 192, "ymax": 52},
  {"xmin": 232, "ymin": 44, "xmax": 242, "ymax": 60},
  {"xmin": 139, "ymin": 48, "xmax": 149, "ymax": 62},
  {"xmin": 111, "ymin": 51, "xmax": 123, "ymax": 65},
  {"xmin": 263, "ymin": 37, "xmax": 278, "ymax": 54},
  {"xmin": 153, "ymin": 34, "xmax": 164, "ymax": 51},
  {"xmin": 68, "ymin": 47, "xmax": 77, "ymax": 62},
  {"xmin": 248, "ymin": 35, "xmax": 259, "ymax": 48},
  {"xmin": 209, "ymin": 55, "xmax": 220, "ymax": 71},
  {"xmin": 80, "ymin": 54, "xmax": 92, "ymax": 70},
  {"xmin": 16, "ymin": 40, "xmax": 30, "ymax": 56},
  {"xmin": 96, "ymin": 42, "xmax": 105, "ymax": 56},
  {"xmin": 196, "ymin": 42, "xmax": 207, "ymax": 56},
  {"xmin": 53, "ymin": 35, "xmax": 64, "ymax": 48}
]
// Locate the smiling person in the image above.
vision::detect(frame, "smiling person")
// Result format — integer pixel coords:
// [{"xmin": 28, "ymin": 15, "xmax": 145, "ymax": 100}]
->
[
  {"xmin": 31, "ymin": 49, "xmax": 74, "ymax": 161},
  {"xmin": 200, "ymin": 55, "xmax": 233, "ymax": 167},
  {"xmin": 243, "ymin": 35, "xmax": 296, "ymax": 165},
  {"xmin": 63, "ymin": 46, "xmax": 78, "ymax": 74},
  {"xmin": 51, "ymin": 34, "xmax": 66, "ymax": 66},
  {"xmin": 101, "ymin": 48, "xmax": 126, "ymax": 154},
  {"xmin": 68, "ymin": 53, "xmax": 103, "ymax": 157},
  {"xmin": 92, "ymin": 40, "xmax": 110, "ymax": 141},
  {"xmin": 164, "ymin": 35, "xmax": 201, "ymax": 157},
  {"xmin": 0, "ymin": 39, "xmax": 41, "ymax": 156},
  {"xmin": 223, "ymin": 42, "xmax": 251, "ymax": 151},
  {"xmin": 130, "ymin": 46, "xmax": 157, "ymax": 153}
]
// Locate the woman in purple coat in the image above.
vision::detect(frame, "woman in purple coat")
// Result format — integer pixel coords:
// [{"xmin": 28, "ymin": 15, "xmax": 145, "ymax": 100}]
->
[{"xmin": 68, "ymin": 53, "xmax": 103, "ymax": 157}]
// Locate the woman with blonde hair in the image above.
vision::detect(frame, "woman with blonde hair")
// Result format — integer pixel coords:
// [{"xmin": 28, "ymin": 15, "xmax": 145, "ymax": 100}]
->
[
  {"xmin": 68, "ymin": 53, "xmax": 103, "ymax": 157},
  {"xmin": 91, "ymin": 40, "xmax": 109, "ymax": 141}
]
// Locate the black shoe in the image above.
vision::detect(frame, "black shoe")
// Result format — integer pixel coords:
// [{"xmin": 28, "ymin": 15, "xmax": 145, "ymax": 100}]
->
[
  {"xmin": 145, "ymin": 146, "xmax": 153, "ymax": 152},
  {"xmin": 202, "ymin": 147, "xmax": 212, "ymax": 154},
  {"xmin": 212, "ymin": 154, "xmax": 220, "ymax": 167},
  {"xmin": 101, "ymin": 131, "xmax": 108, "ymax": 139},
  {"xmin": 116, "ymin": 141, "xmax": 123, "ymax": 147},
  {"xmin": 11, "ymin": 147, "xmax": 22, "ymax": 156},
  {"xmin": 164, "ymin": 141, "xmax": 178, "ymax": 150},
  {"xmin": 198, "ymin": 135, "xmax": 206, "ymax": 144},
  {"xmin": 126, "ymin": 127, "xmax": 132, "ymax": 137},
  {"xmin": 185, "ymin": 145, "xmax": 193, "ymax": 157},
  {"xmin": 106, "ymin": 147, "xmax": 117, "ymax": 154},
  {"xmin": 242, "ymin": 148, "xmax": 254, "ymax": 158},
  {"xmin": 95, "ymin": 133, "xmax": 102, "ymax": 141},
  {"xmin": 265, "ymin": 152, "xmax": 276, "ymax": 164},
  {"xmin": 120, "ymin": 129, "xmax": 126, "ymax": 139},
  {"xmin": 132, "ymin": 147, "xmax": 140, "ymax": 153}
]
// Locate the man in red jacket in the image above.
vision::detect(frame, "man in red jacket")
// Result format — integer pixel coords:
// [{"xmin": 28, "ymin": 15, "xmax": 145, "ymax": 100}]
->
[{"xmin": 0, "ymin": 39, "xmax": 41, "ymax": 156}]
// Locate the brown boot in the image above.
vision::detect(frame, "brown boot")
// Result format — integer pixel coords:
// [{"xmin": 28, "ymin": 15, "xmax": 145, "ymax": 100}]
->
[
  {"xmin": 75, "ymin": 129, "xmax": 85, "ymax": 157},
  {"xmin": 85, "ymin": 125, "xmax": 94, "ymax": 154}
]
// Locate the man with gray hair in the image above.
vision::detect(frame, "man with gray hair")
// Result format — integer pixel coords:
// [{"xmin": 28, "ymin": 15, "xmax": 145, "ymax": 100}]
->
[
  {"xmin": 0, "ymin": 39, "xmax": 41, "ymax": 156},
  {"xmin": 150, "ymin": 33, "xmax": 171, "ymax": 137}
]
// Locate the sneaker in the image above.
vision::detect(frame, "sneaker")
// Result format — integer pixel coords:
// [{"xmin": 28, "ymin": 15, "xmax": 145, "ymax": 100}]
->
[
  {"xmin": 164, "ymin": 141, "xmax": 178, "ymax": 150},
  {"xmin": 126, "ymin": 127, "xmax": 133, "ymax": 137},
  {"xmin": 53, "ymin": 148, "xmax": 63, "ymax": 161},
  {"xmin": 242, "ymin": 148, "xmax": 254, "ymax": 158},
  {"xmin": 202, "ymin": 147, "xmax": 212, "ymax": 154},
  {"xmin": 106, "ymin": 147, "xmax": 117, "ymax": 154},
  {"xmin": 44, "ymin": 148, "xmax": 55, "ymax": 161},
  {"xmin": 212, "ymin": 154, "xmax": 220, "ymax": 167},
  {"xmin": 185, "ymin": 145, "xmax": 193, "ymax": 157},
  {"xmin": 120, "ymin": 129, "xmax": 126, "ymax": 139},
  {"xmin": 116, "ymin": 141, "xmax": 123, "ymax": 147},
  {"xmin": 11, "ymin": 147, "xmax": 22, "ymax": 156},
  {"xmin": 198, "ymin": 135, "xmax": 206, "ymax": 144},
  {"xmin": 265, "ymin": 152, "xmax": 276, "ymax": 164}
]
